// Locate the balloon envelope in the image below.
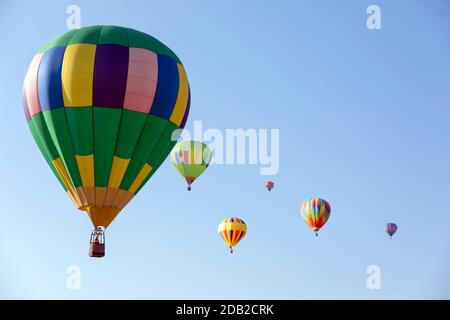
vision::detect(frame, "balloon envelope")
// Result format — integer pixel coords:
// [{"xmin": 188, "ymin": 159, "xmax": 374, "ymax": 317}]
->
[
  {"xmin": 300, "ymin": 198, "xmax": 331, "ymax": 235},
  {"xmin": 266, "ymin": 181, "xmax": 274, "ymax": 191},
  {"xmin": 385, "ymin": 223, "xmax": 397, "ymax": 237},
  {"xmin": 23, "ymin": 25, "xmax": 190, "ymax": 228},
  {"xmin": 170, "ymin": 140, "xmax": 211, "ymax": 189},
  {"xmin": 218, "ymin": 217, "xmax": 247, "ymax": 252}
]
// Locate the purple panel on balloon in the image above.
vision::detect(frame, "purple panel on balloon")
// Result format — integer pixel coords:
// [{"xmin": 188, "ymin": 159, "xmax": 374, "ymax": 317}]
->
[{"xmin": 93, "ymin": 44, "xmax": 129, "ymax": 108}]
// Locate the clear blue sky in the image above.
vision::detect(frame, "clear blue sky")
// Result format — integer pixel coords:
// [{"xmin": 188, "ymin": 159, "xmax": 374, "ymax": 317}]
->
[{"xmin": 1, "ymin": 0, "xmax": 449, "ymax": 299}]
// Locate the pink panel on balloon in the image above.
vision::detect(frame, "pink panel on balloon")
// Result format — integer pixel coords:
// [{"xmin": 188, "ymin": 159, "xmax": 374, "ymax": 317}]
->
[
  {"xmin": 123, "ymin": 48, "xmax": 158, "ymax": 113},
  {"xmin": 23, "ymin": 53, "xmax": 43, "ymax": 117}
]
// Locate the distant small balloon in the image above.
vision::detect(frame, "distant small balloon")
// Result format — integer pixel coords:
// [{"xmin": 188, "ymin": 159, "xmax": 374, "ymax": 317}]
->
[
  {"xmin": 218, "ymin": 217, "xmax": 247, "ymax": 253},
  {"xmin": 385, "ymin": 223, "xmax": 397, "ymax": 239},
  {"xmin": 300, "ymin": 198, "xmax": 331, "ymax": 236},
  {"xmin": 266, "ymin": 181, "xmax": 274, "ymax": 192}
]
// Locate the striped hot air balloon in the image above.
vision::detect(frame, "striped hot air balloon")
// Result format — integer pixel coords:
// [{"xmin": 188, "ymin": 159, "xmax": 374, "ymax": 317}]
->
[
  {"xmin": 265, "ymin": 181, "xmax": 274, "ymax": 192},
  {"xmin": 218, "ymin": 217, "xmax": 247, "ymax": 253},
  {"xmin": 170, "ymin": 141, "xmax": 211, "ymax": 191},
  {"xmin": 300, "ymin": 198, "xmax": 331, "ymax": 236},
  {"xmin": 385, "ymin": 223, "xmax": 397, "ymax": 239},
  {"xmin": 23, "ymin": 26, "xmax": 190, "ymax": 256}
]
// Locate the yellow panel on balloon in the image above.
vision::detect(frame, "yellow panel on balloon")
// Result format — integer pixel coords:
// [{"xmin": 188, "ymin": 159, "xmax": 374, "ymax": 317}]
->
[
  {"xmin": 75, "ymin": 155, "xmax": 95, "ymax": 187},
  {"xmin": 129, "ymin": 163, "xmax": 153, "ymax": 194},
  {"xmin": 108, "ymin": 156, "xmax": 130, "ymax": 189},
  {"xmin": 62, "ymin": 44, "xmax": 96, "ymax": 107},
  {"xmin": 218, "ymin": 222, "xmax": 247, "ymax": 232},
  {"xmin": 52, "ymin": 157, "xmax": 74, "ymax": 190},
  {"xmin": 169, "ymin": 64, "xmax": 189, "ymax": 126}
]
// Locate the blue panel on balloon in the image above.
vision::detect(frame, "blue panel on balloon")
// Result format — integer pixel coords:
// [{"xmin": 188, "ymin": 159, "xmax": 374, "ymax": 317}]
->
[
  {"xmin": 38, "ymin": 46, "xmax": 66, "ymax": 110},
  {"xmin": 149, "ymin": 55, "xmax": 179, "ymax": 119}
]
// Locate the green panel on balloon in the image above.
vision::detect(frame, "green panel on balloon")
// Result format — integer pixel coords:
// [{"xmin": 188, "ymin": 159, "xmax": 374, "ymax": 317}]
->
[
  {"xmin": 93, "ymin": 107, "xmax": 122, "ymax": 187},
  {"xmin": 93, "ymin": 107, "xmax": 122, "ymax": 126},
  {"xmin": 152, "ymin": 140, "xmax": 178, "ymax": 170},
  {"xmin": 135, "ymin": 139, "xmax": 177, "ymax": 194},
  {"xmin": 125, "ymin": 28, "xmax": 181, "ymax": 63},
  {"xmin": 119, "ymin": 115, "xmax": 173, "ymax": 190},
  {"xmin": 146, "ymin": 122, "xmax": 179, "ymax": 167},
  {"xmin": 94, "ymin": 155, "xmax": 113, "ymax": 187},
  {"xmin": 29, "ymin": 113, "xmax": 60, "ymax": 160},
  {"xmin": 28, "ymin": 120, "xmax": 67, "ymax": 191},
  {"xmin": 98, "ymin": 26, "xmax": 129, "ymax": 46},
  {"xmin": 134, "ymin": 122, "xmax": 178, "ymax": 194},
  {"xmin": 114, "ymin": 110, "xmax": 147, "ymax": 159},
  {"xmin": 28, "ymin": 121, "xmax": 53, "ymax": 162},
  {"xmin": 28, "ymin": 121, "xmax": 48, "ymax": 159},
  {"xmin": 94, "ymin": 140, "xmax": 117, "ymax": 156},
  {"xmin": 65, "ymin": 107, "xmax": 93, "ymax": 156},
  {"xmin": 40, "ymin": 29, "xmax": 77, "ymax": 52},
  {"xmin": 132, "ymin": 115, "xmax": 170, "ymax": 162},
  {"xmin": 68, "ymin": 25, "xmax": 102, "ymax": 45},
  {"xmin": 43, "ymin": 109, "xmax": 82, "ymax": 187},
  {"xmin": 152, "ymin": 139, "xmax": 178, "ymax": 172}
]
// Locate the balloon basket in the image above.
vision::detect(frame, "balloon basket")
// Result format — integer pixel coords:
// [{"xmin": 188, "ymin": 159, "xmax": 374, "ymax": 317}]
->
[
  {"xmin": 89, "ymin": 243, "xmax": 105, "ymax": 258},
  {"xmin": 89, "ymin": 227, "xmax": 106, "ymax": 258}
]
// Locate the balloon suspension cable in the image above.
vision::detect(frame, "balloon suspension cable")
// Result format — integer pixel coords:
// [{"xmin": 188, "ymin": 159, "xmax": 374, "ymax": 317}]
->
[{"xmin": 229, "ymin": 246, "xmax": 233, "ymax": 254}]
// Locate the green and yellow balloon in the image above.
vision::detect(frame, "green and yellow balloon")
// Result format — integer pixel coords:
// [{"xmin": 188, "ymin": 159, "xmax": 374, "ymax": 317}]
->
[
  {"xmin": 23, "ymin": 25, "xmax": 191, "ymax": 229},
  {"xmin": 170, "ymin": 141, "xmax": 212, "ymax": 190}
]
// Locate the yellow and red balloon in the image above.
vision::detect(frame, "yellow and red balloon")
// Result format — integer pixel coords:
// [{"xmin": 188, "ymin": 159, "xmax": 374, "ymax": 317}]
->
[{"xmin": 218, "ymin": 217, "xmax": 247, "ymax": 253}]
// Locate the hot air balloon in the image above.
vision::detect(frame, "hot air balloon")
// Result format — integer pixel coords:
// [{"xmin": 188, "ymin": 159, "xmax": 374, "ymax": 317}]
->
[
  {"xmin": 23, "ymin": 25, "xmax": 190, "ymax": 257},
  {"xmin": 265, "ymin": 181, "xmax": 274, "ymax": 192},
  {"xmin": 170, "ymin": 141, "xmax": 211, "ymax": 191},
  {"xmin": 385, "ymin": 223, "xmax": 397, "ymax": 239},
  {"xmin": 300, "ymin": 198, "xmax": 331, "ymax": 236},
  {"xmin": 218, "ymin": 217, "xmax": 247, "ymax": 253}
]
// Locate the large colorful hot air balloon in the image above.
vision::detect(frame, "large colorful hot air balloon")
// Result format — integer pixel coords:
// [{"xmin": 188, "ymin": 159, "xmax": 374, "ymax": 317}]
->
[
  {"xmin": 300, "ymin": 198, "xmax": 331, "ymax": 236},
  {"xmin": 385, "ymin": 223, "xmax": 397, "ymax": 239},
  {"xmin": 218, "ymin": 217, "xmax": 247, "ymax": 253},
  {"xmin": 23, "ymin": 25, "xmax": 190, "ymax": 257},
  {"xmin": 265, "ymin": 181, "xmax": 274, "ymax": 192},
  {"xmin": 170, "ymin": 140, "xmax": 211, "ymax": 191}
]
